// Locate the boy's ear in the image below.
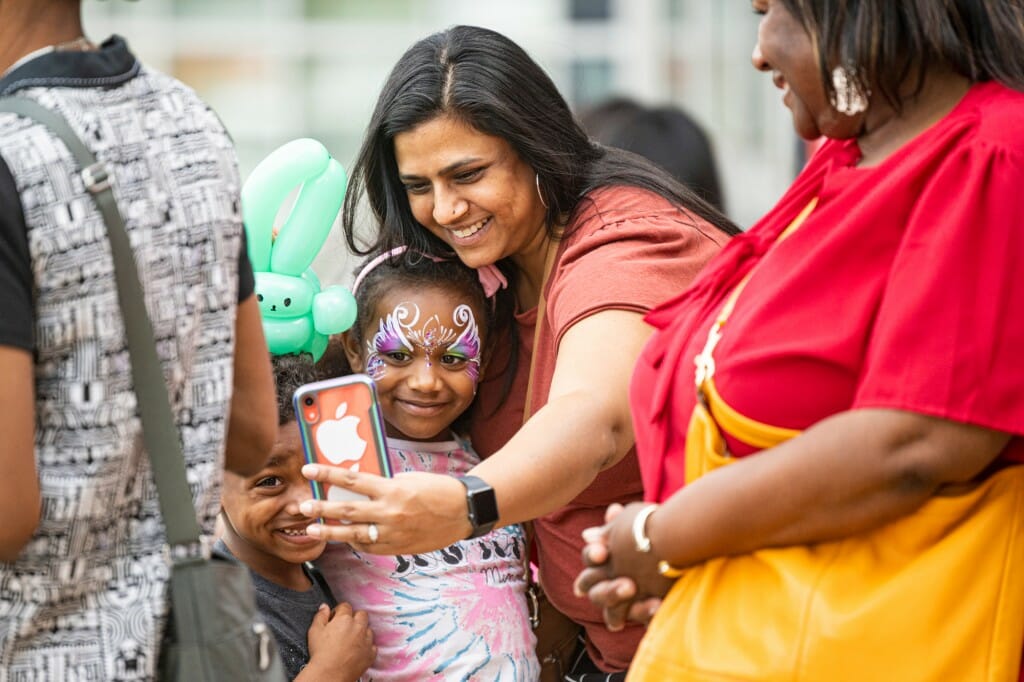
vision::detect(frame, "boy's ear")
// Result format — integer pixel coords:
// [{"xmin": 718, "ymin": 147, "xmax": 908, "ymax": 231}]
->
[{"xmin": 338, "ymin": 330, "xmax": 365, "ymax": 372}]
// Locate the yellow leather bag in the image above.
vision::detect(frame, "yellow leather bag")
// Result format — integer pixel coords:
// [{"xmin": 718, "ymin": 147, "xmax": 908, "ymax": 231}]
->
[{"xmin": 628, "ymin": 200, "xmax": 1024, "ymax": 681}]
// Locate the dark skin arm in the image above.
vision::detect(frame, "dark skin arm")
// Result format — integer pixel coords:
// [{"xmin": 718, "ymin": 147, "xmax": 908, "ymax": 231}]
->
[
  {"xmin": 574, "ymin": 408, "xmax": 1011, "ymax": 630},
  {"xmin": 0, "ymin": 345, "xmax": 40, "ymax": 562},
  {"xmin": 224, "ymin": 295, "xmax": 277, "ymax": 476}
]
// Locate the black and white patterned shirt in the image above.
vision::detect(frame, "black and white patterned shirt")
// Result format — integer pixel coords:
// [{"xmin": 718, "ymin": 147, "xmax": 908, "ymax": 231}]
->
[{"xmin": 0, "ymin": 36, "xmax": 253, "ymax": 680}]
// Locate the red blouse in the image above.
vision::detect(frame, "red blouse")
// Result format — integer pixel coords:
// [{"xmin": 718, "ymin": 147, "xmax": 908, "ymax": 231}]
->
[{"xmin": 632, "ymin": 81, "xmax": 1024, "ymax": 503}]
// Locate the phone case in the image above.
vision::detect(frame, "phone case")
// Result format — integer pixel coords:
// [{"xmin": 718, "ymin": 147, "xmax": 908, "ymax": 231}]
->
[{"xmin": 293, "ymin": 374, "xmax": 391, "ymax": 520}]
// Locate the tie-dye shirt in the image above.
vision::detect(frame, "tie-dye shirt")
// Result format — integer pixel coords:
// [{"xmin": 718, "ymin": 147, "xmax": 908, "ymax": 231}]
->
[{"xmin": 318, "ymin": 436, "xmax": 539, "ymax": 681}]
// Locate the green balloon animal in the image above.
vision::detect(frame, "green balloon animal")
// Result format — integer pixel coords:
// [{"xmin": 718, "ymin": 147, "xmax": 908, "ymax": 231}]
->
[{"xmin": 242, "ymin": 138, "xmax": 357, "ymax": 361}]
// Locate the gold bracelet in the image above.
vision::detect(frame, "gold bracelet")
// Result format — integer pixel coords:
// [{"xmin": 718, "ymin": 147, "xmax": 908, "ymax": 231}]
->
[{"xmin": 657, "ymin": 560, "xmax": 686, "ymax": 579}]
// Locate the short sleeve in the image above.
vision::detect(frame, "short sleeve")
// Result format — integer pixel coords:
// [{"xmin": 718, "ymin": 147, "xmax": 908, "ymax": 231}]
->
[
  {"xmin": 854, "ymin": 140, "xmax": 1024, "ymax": 436},
  {"xmin": 0, "ymin": 154, "xmax": 34, "ymax": 350},
  {"xmin": 237, "ymin": 227, "xmax": 254, "ymax": 302},
  {"xmin": 547, "ymin": 187, "xmax": 725, "ymax": 348}
]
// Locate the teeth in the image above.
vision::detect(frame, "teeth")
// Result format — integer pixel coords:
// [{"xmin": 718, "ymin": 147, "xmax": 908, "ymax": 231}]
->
[
  {"xmin": 281, "ymin": 528, "xmax": 306, "ymax": 536},
  {"xmin": 452, "ymin": 218, "xmax": 486, "ymax": 238}
]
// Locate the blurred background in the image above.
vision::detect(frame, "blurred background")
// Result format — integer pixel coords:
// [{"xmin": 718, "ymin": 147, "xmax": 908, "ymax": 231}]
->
[{"xmin": 84, "ymin": 0, "xmax": 805, "ymax": 284}]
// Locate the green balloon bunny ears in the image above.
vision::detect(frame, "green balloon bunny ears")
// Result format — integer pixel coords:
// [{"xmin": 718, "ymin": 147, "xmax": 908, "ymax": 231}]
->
[{"xmin": 241, "ymin": 138, "xmax": 357, "ymax": 361}]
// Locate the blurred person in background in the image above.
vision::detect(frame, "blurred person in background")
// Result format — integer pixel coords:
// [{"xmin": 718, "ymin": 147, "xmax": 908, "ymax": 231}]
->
[
  {"xmin": 579, "ymin": 97, "xmax": 726, "ymax": 213},
  {"xmin": 0, "ymin": 0, "xmax": 276, "ymax": 677}
]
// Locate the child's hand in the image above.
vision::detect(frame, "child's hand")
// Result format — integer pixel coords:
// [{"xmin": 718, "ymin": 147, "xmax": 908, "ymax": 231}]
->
[{"xmin": 302, "ymin": 602, "xmax": 376, "ymax": 682}]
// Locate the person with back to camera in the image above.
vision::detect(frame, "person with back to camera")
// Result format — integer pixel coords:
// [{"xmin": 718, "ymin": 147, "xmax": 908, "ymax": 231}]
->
[
  {"xmin": 0, "ymin": 0, "xmax": 278, "ymax": 677},
  {"xmin": 218, "ymin": 353, "xmax": 376, "ymax": 682},
  {"xmin": 573, "ymin": 1, "xmax": 1024, "ymax": 680},
  {"xmin": 313, "ymin": 248, "xmax": 537, "ymax": 681},
  {"xmin": 297, "ymin": 24, "xmax": 741, "ymax": 679},
  {"xmin": 579, "ymin": 97, "xmax": 726, "ymax": 213}
]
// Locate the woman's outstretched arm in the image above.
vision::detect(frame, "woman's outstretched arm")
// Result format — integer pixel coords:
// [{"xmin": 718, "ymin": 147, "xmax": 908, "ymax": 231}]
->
[{"xmin": 301, "ymin": 309, "xmax": 651, "ymax": 554}]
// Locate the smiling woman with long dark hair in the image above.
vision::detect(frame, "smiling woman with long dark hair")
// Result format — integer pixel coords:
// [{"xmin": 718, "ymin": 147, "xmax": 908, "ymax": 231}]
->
[{"xmin": 300, "ymin": 24, "xmax": 740, "ymax": 678}]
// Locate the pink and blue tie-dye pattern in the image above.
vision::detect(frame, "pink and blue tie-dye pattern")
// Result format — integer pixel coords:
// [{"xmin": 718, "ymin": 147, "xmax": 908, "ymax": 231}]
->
[{"xmin": 318, "ymin": 436, "xmax": 539, "ymax": 681}]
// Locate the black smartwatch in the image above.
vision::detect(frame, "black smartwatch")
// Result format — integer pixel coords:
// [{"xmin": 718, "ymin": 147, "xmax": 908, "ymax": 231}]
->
[{"xmin": 458, "ymin": 475, "xmax": 499, "ymax": 539}]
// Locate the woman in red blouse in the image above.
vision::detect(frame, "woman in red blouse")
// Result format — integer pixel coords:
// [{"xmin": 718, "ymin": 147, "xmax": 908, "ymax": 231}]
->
[{"xmin": 576, "ymin": 0, "xmax": 1024, "ymax": 678}]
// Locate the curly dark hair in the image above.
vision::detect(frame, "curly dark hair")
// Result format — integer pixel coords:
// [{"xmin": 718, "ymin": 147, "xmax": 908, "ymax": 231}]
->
[{"xmin": 271, "ymin": 353, "xmax": 325, "ymax": 426}]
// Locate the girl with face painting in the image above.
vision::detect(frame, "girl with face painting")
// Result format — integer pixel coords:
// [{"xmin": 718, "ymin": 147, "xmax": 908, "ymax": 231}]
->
[
  {"xmin": 300, "ymin": 24, "xmax": 740, "ymax": 677},
  {"xmin": 572, "ymin": 0, "xmax": 1024, "ymax": 679},
  {"xmin": 312, "ymin": 250, "xmax": 539, "ymax": 681}
]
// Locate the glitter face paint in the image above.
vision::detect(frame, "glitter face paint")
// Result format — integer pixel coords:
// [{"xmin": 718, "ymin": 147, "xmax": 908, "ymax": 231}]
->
[
  {"xmin": 445, "ymin": 304, "xmax": 482, "ymax": 382},
  {"xmin": 365, "ymin": 302, "xmax": 482, "ymax": 382}
]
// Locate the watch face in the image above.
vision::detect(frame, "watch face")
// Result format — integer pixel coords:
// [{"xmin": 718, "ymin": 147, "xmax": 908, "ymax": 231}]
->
[{"xmin": 471, "ymin": 483, "xmax": 499, "ymax": 524}]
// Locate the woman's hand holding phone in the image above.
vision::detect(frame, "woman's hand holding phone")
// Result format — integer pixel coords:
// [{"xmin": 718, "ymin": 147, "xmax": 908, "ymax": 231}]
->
[{"xmin": 299, "ymin": 468, "xmax": 471, "ymax": 555}]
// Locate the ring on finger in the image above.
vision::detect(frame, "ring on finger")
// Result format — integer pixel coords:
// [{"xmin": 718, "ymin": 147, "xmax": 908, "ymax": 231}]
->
[{"xmin": 367, "ymin": 522, "xmax": 379, "ymax": 544}]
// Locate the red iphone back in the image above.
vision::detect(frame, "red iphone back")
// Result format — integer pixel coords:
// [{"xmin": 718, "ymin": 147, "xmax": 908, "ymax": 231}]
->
[{"xmin": 293, "ymin": 374, "xmax": 391, "ymax": 517}]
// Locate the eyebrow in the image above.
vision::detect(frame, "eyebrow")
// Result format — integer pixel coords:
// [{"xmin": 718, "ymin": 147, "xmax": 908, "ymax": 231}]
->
[
  {"xmin": 260, "ymin": 454, "xmax": 286, "ymax": 471},
  {"xmin": 398, "ymin": 156, "xmax": 484, "ymax": 181}
]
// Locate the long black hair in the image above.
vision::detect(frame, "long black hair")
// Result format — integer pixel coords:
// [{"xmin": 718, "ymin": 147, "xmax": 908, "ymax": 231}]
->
[
  {"xmin": 780, "ymin": 0, "xmax": 1024, "ymax": 113},
  {"xmin": 342, "ymin": 24, "xmax": 740, "ymax": 264}
]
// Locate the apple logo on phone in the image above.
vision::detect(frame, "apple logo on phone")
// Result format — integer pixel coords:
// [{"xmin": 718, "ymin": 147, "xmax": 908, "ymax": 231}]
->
[{"xmin": 315, "ymin": 402, "xmax": 370, "ymax": 502}]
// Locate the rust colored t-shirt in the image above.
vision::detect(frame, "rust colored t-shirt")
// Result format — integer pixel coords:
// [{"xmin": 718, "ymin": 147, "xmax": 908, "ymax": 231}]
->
[{"xmin": 471, "ymin": 185, "xmax": 727, "ymax": 671}]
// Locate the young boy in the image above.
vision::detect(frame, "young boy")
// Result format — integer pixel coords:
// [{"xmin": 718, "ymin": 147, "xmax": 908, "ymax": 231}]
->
[{"xmin": 218, "ymin": 353, "xmax": 376, "ymax": 681}]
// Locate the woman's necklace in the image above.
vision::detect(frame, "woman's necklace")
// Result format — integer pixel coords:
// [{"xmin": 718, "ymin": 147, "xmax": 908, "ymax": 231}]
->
[{"xmin": 3, "ymin": 36, "xmax": 95, "ymax": 78}]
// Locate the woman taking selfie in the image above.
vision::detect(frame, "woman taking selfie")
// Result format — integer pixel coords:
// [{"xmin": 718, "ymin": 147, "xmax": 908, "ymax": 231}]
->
[
  {"xmin": 575, "ymin": 1, "xmax": 1024, "ymax": 679},
  {"xmin": 301, "ymin": 24, "xmax": 739, "ymax": 677}
]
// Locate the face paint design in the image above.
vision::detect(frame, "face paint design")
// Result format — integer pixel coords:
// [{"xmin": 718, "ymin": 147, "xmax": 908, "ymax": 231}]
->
[
  {"xmin": 407, "ymin": 315, "xmax": 455, "ymax": 366},
  {"xmin": 446, "ymin": 304, "xmax": 482, "ymax": 382},
  {"xmin": 365, "ymin": 302, "xmax": 417, "ymax": 380},
  {"xmin": 364, "ymin": 301, "xmax": 482, "ymax": 381}
]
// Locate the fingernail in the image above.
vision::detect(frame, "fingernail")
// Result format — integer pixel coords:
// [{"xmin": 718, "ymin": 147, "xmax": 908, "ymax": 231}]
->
[
  {"xmin": 302, "ymin": 464, "xmax": 319, "ymax": 477},
  {"xmin": 306, "ymin": 523, "xmax": 322, "ymax": 538},
  {"xmin": 581, "ymin": 527, "xmax": 603, "ymax": 542},
  {"xmin": 299, "ymin": 500, "xmax": 314, "ymax": 515}
]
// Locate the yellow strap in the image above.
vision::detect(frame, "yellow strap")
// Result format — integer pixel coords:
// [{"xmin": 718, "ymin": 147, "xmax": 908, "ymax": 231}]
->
[
  {"xmin": 704, "ymin": 376, "xmax": 801, "ymax": 449},
  {"xmin": 699, "ymin": 197, "xmax": 818, "ymax": 448}
]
